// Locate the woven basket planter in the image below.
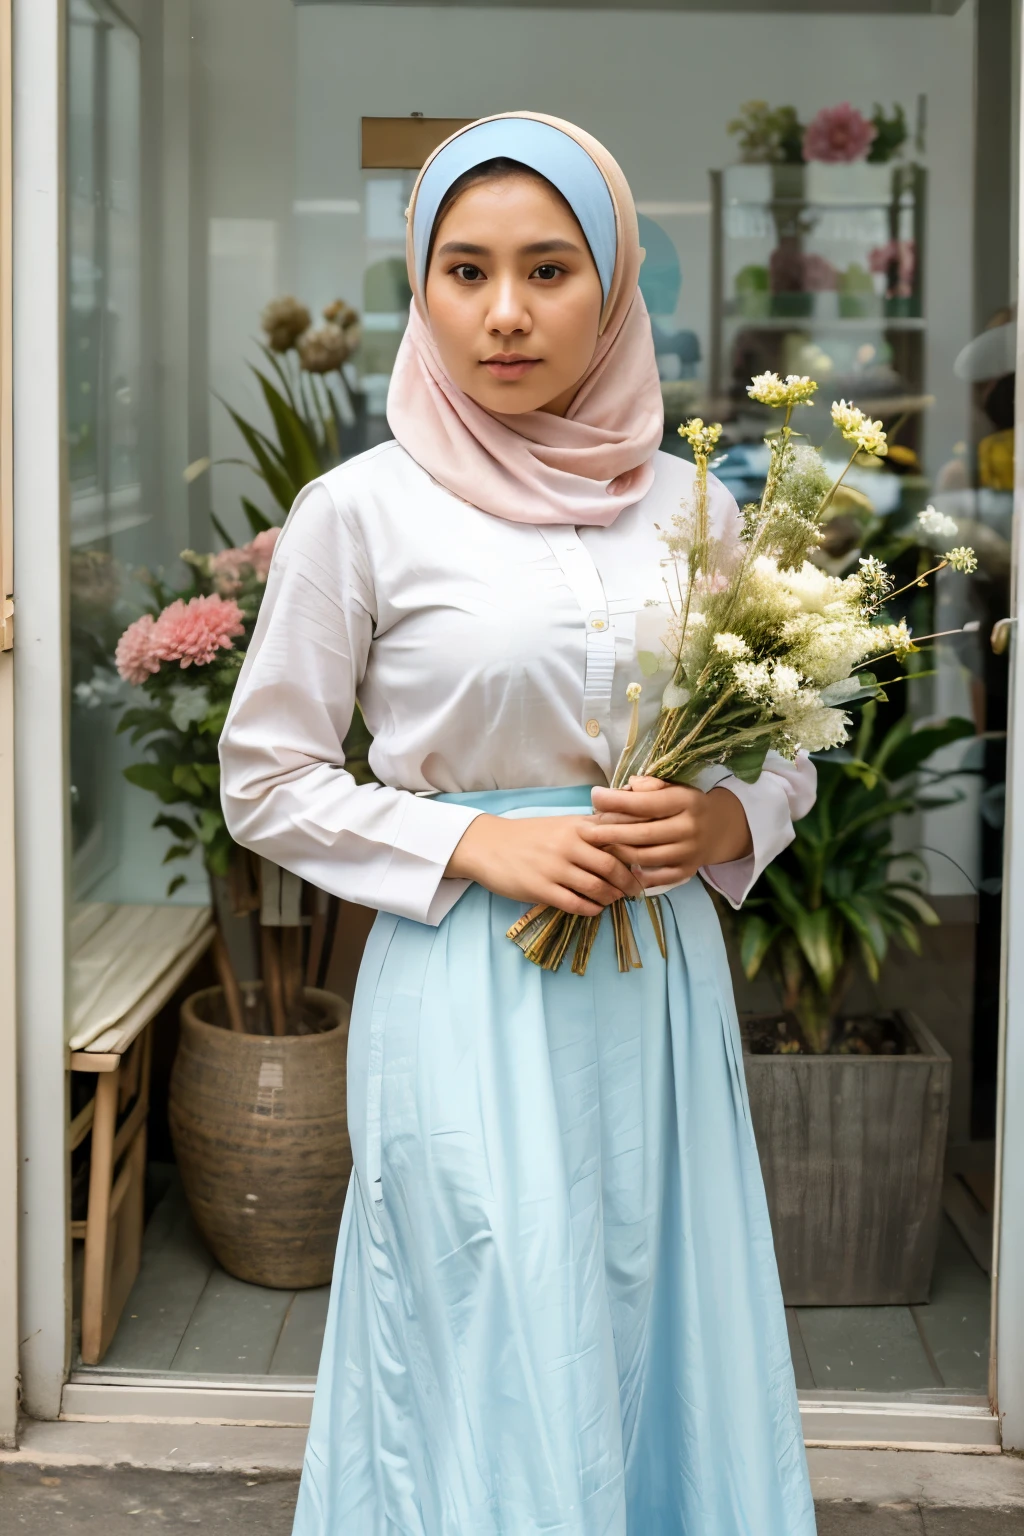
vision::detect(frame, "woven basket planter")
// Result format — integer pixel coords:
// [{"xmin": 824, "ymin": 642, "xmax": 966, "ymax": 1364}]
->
[{"xmin": 169, "ymin": 984, "xmax": 351, "ymax": 1288}]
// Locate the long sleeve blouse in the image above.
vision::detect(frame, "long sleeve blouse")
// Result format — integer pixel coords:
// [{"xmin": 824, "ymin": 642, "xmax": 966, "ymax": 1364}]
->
[{"xmin": 219, "ymin": 442, "xmax": 816, "ymax": 926}]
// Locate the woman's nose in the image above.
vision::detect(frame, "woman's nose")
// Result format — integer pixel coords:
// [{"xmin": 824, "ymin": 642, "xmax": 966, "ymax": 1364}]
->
[{"xmin": 486, "ymin": 276, "xmax": 532, "ymax": 336}]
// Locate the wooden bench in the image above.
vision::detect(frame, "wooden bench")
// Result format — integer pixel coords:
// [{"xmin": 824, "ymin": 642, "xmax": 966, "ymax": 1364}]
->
[{"xmin": 68, "ymin": 904, "xmax": 214, "ymax": 1365}]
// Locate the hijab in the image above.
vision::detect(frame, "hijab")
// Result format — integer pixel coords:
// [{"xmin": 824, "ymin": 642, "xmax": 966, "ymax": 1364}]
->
[{"xmin": 385, "ymin": 112, "xmax": 665, "ymax": 527}]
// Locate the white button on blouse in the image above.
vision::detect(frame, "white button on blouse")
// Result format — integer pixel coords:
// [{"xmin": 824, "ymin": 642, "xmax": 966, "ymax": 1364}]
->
[{"xmin": 219, "ymin": 442, "xmax": 816, "ymax": 927}]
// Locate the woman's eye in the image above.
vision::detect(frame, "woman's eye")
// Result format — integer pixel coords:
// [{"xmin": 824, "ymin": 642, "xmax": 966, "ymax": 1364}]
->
[
  {"xmin": 532, "ymin": 264, "xmax": 562, "ymax": 281},
  {"xmin": 453, "ymin": 264, "xmax": 484, "ymax": 282}
]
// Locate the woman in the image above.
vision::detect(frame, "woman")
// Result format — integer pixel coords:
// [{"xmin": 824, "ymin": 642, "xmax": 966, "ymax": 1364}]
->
[{"xmin": 220, "ymin": 113, "xmax": 817, "ymax": 1536}]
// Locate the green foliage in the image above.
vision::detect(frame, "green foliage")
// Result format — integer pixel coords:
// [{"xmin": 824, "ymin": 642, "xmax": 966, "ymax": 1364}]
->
[
  {"xmin": 217, "ymin": 346, "xmax": 362, "ymax": 527},
  {"xmin": 867, "ymin": 102, "xmax": 908, "ymax": 164},
  {"xmin": 727, "ymin": 100, "xmax": 805, "ymax": 165},
  {"xmin": 733, "ymin": 702, "xmax": 974, "ymax": 1052}
]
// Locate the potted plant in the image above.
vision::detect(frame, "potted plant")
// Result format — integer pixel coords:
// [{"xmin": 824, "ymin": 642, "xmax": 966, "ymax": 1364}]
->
[
  {"xmin": 734, "ymin": 701, "xmax": 973, "ymax": 1305},
  {"xmin": 111, "ymin": 295, "xmax": 371, "ymax": 1289}
]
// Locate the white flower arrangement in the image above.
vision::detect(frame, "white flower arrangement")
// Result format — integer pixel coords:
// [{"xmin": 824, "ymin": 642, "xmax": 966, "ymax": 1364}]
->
[{"xmin": 510, "ymin": 371, "xmax": 978, "ymax": 975}]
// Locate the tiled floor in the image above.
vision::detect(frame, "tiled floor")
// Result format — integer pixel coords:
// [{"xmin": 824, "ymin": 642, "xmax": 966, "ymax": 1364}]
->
[{"xmin": 76, "ymin": 1169, "xmax": 990, "ymax": 1393}]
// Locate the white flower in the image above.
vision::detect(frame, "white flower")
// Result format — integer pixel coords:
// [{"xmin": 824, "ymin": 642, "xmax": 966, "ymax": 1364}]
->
[
  {"xmin": 73, "ymin": 669, "xmax": 123, "ymax": 710},
  {"xmin": 883, "ymin": 619, "xmax": 914, "ymax": 657},
  {"xmin": 747, "ymin": 372, "xmax": 789, "ymax": 406},
  {"xmin": 169, "ymin": 684, "xmax": 211, "ymax": 732},
  {"xmin": 945, "ymin": 546, "xmax": 978, "ymax": 574},
  {"xmin": 713, "ymin": 631, "xmax": 750, "ymax": 658},
  {"xmin": 918, "ymin": 505, "xmax": 958, "ymax": 540},
  {"xmin": 625, "ymin": 681, "xmax": 642, "ymax": 703},
  {"xmin": 662, "ymin": 680, "xmax": 691, "ymax": 709},
  {"xmin": 792, "ymin": 705, "xmax": 851, "ymax": 754},
  {"xmin": 733, "ymin": 660, "xmax": 772, "ymax": 701},
  {"xmin": 856, "ymin": 555, "xmax": 893, "ymax": 602},
  {"xmin": 747, "ymin": 372, "xmax": 818, "ymax": 408},
  {"xmin": 769, "ymin": 664, "xmax": 803, "ymax": 706}
]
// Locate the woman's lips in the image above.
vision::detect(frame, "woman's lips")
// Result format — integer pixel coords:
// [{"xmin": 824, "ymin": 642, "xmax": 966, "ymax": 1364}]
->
[{"xmin": 482, "ymin": 357, "xmax": 541, "ymax": 380}]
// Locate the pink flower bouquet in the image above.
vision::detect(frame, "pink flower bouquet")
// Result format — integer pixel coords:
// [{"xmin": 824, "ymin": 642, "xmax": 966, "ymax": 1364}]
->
[{"xmin": 114, "ymin": 526, "xmax": 281, "ymax": 888}]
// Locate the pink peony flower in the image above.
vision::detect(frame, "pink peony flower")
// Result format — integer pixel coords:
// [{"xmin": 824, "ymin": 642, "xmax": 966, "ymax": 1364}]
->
[
  {"xmin": 209, "ymin": 526, "xmax": 281, "ymax": 592},
  {"xmin": 246, "ymin": 526, "xmax": 280, "ymax": 581},
  {"xmin": 115, "ymin": 613, "xmax": 163, "ymax": 685},
  {"xmin": 803, "ymin": 103, "xmax": 876, "ymax": 164},
  {"xmin": 153, "ymin": 594, "xmax": 245, "ymax": 669}
]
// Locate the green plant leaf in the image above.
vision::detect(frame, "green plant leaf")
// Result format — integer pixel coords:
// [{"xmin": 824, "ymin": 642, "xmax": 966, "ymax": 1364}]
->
[
  {"xmin": 884, "ymin": 716, "xmax": 975, "ymax": 781},
  {"xmin": 167, "ymin": 874, "xmax": 188, "ymax": 896},
  {"xmin": 241, "ymin": 496, "xmax": 273, "ymax": 536},
  {"xmin": 726, "ymin": 740, "xmax": 771, "ymax": 783},
  {"xmin": 162, "ymin": 844, "xmax": 193, "ymax": 864},
  {"xmin": 210, "ymin": 511, "xmax": 236, "ymax": 549},
  {"xmin": 123, "ymin": 762, "xmax": 179, "ymax": 803},
  {"xmin": 219, "ymin": 401, "xmax": 296, "ymax": 511},
  {"xmin": 739, "ymin": 914, "xmax": 780, "ymax": 979},
  {"xmin": 791, "ymin": 907, "xmax": 838, "ymax": 995},
  {"xmin": 170, "ymin": 763, "xmax": 204, "ymax": 798},
  {"xmin": 154, "ymin": 813, "xmax": 196, "ymax": 842},
  {"xmin": 251, "ymin": 367, "xmax": 322, "ymax": 489},
  {"xmin": 194, "ymin": 762, "xmax": 221, "ymax": 789}
]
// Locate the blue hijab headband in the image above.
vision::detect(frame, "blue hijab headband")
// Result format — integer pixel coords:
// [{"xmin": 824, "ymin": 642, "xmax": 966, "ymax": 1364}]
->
[{"xmin": 411, "ymin": 117, "xmax": 618, "ymax": 306}]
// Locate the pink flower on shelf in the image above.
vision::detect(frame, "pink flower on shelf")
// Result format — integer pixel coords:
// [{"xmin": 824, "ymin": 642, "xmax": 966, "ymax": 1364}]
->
[
  {"xmin": 115, "ymin": 613, "xmax": 162, "ymax": 685},
  {"xmin": 209, "ymin": 526, "xmax": 281, "ymax": 592},
  {"xmin": 803, "ymin": 103, "xmax": 877, "ymax": 164},
  {"xmin": 153, "ymin": 594, "xmax": 246, "ymax": 670}
]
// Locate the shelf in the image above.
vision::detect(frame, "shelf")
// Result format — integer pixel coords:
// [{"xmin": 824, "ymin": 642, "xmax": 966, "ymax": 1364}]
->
[{"xmin": 723, "ymin": 314, "xmax": 925, "ymax": 331}]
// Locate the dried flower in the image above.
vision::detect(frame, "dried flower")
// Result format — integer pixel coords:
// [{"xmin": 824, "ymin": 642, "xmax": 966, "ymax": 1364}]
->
[
  {"xmin": 678, "ymin": 417, "xmax": 722, "ymax": 457},
  {"xmin": 803, "ymin": 103, "xmax": 877, "ymax": 164},
  {"xmin": 945, "ymin": 546, "xmax": 978, "ymax": 575},
  {"xmin": 625, "ymin": 682, "xmax": 643, "ymax": 703},
  {"xmin": 831, "ymin": 399, "xmax": 887, "ymax": 457},
  {"xmin": 857, "ymin": 555, "xmax": 893, "ymax": 603},
  {"xmin": 152, "ymin": 594, "xmax": 245, "ymax": 670},
  {"xmin": 747, "ymin": 372, "xmax": 817, "ymax": 408},
  {"xmin": 322, "ymin": 298, "xmax": 360, "ymax": 334},
  {"xmin": 713, "ymin": 632, "xmax": 750, "ymax": 658},
  {"xmin": 297, "ymin": 322, "xmax": 353, "ymax": 374},
  {"xmin": 918, "ymin": 505, "xmax": 958, "ymax": 540},
  {"xmin": 115, "ymin": 614, "xmax": 162, "ymax": 685},
  {"xmin": 260, "ymin": 295, "xmax": 311, "ymax": 353}
]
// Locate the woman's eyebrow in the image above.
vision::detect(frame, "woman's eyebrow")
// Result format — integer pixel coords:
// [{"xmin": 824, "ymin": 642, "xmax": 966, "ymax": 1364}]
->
[
  {"xmin": 519, "ymin": 239, "xmax": 582, "ymax": 256},
  {"xmin": 436, "ymin": 240, "xmax": 490, "ymax": 257}
]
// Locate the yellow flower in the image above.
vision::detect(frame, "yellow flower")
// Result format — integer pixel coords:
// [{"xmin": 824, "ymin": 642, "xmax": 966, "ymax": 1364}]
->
[
  {"xmin": 945, "ymin": 546, "xmax": 978, "ymax": 574},
  {"xmin": 625, "ymin": 681, "xmax": 643, "ymax": 703},
  {"xmin": 678, "ymin": 417, "xmax": 723, "ymax": 457}
]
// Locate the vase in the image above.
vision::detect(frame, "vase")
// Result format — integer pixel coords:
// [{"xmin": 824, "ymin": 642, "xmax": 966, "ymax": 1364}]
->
[{"xmin": 169, "ymin": 984, "xmax": 351, "ymax": 1288}]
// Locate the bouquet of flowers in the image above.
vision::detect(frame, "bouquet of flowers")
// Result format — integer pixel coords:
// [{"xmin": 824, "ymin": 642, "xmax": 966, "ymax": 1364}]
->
[{"xmin": 507, "ymin": 372, "xmax": 977, "ymax": 975}]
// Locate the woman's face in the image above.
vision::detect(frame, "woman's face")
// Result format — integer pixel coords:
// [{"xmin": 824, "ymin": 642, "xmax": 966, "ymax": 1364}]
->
[{"xmin": 424, "ymin": 173, "xmax": 604, "ymax": 417}]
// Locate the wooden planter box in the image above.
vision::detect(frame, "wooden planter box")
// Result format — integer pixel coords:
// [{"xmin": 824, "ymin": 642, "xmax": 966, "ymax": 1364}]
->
[{"xmin": 742, "ymin": 1012, "xmax": 951, "ymax": 1306}]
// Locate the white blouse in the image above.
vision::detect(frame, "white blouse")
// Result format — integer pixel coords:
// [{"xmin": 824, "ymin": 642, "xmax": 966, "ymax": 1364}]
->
[{"xmin": 219, "ymin": 442, "xmax": 816, "ymax": 926}]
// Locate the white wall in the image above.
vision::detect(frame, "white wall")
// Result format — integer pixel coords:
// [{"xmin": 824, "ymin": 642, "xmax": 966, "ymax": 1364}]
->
[{"xmin": 290, "ymin": 1, "xmax": 977, "ymax": 475}]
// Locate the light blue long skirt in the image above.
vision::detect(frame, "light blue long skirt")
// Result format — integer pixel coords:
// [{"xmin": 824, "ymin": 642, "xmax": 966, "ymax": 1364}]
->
[{"xmin": 291, "ymin": 787, "xmax": 816, "ymax": 1535}]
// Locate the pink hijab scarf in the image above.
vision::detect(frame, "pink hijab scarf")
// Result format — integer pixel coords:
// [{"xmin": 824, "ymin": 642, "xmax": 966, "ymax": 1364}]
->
[{"xmin": 386, "ymin": 112, "xmax": 665, "ymax": 528}]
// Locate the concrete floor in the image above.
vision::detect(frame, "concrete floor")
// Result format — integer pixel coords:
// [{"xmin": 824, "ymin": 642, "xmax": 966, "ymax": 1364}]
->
[
  {"xmin": 3, "ymin": 1426, "xmax": 1024, "ymax": 1534},
  {"xmin": 3, "ymin": 1462, "xmax": 1024, "ymax": 1533}
]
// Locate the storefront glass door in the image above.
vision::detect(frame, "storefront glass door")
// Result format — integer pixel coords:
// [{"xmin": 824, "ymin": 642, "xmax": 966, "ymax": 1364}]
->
[{"xmin": 50, "ymin": 0, "xmax": 1021, "ymax": 1442}]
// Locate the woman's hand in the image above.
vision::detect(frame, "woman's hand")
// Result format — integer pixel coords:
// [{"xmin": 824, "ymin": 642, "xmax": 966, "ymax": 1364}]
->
[
  {"xmin": 445, "ymin": 814, "xmax": 645, "ymax": 916},
  {"xmin": 583, "ymin": 776, "xmax": 753, "ymax": 888}
]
